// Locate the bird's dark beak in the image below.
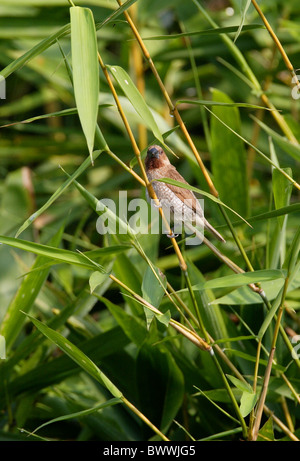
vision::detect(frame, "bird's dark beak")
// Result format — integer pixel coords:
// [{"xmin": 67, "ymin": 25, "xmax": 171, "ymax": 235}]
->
[{"xmin": 147, "ymin": 146, "xmax": 160, "ymax": 159}]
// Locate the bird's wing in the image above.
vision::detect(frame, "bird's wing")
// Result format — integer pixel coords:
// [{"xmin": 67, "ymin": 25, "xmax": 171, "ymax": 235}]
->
[{"xmin": 162, "ymin": 165, "xmax": 203, "ymax": 216}]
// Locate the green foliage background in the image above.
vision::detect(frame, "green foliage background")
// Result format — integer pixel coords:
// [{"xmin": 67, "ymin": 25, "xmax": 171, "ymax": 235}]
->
[{"xmin": 0, "ymin": 0, "xmax": 299, "ymax": 441}]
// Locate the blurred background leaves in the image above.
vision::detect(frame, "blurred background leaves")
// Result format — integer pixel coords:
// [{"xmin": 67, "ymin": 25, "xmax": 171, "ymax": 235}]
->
[{"xmin": 0, "ymin": 0, "xmax": 299, "ymax": 442}]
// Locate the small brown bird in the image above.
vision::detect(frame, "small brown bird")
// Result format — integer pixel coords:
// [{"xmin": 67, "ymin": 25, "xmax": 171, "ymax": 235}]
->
[{"xmin": 145, "ymin": 145, "xmax": 225, "ymax": 243}]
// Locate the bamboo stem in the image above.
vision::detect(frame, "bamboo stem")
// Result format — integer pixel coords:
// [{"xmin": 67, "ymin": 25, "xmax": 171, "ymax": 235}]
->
[
  {"xmin": 108, "ymin": 273, "xmax": 211, "ymax": 351},
  {"xmin": 251, "ymin": 0, "xmax": 300, "ymax": 95}
]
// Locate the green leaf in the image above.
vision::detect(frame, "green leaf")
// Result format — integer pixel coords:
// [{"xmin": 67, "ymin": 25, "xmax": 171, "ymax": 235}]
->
[
  {"xmin": 89, "ymin": 271, "xmax": 109, "ymax": 294},
  {"xmin": 284, "ymin": 226, "xmax": 300, "ymax": 275},
  {"xmin": 0, "ymin": 226, "xmax": 64, "ymax": 349},
  {"xmin": 142, "ymin": 265, "xmax": 167, "ymax": 329},
  {"xmin": 176, "ymin": 99, "xmax": 272, "ymax": 110},
  {"xmin": 32, "ymin": 397, "xmax": 121, "ymax": 436},
  {"xmin": 155, "ymin": 310, "xmax": 171, "ymax": 328},
  {"xmin": 155, "ymin": 177, "xmax": 251, "ymax": 226},
  {"xmin": 210, "ymin": 280, "xmax": 285, "ymax": 305},
  {"xmin": 269, "ymin": 167, "xmax": 292, "ymax": 267},
  {"xmin": 107, "ymin": 65, "xmax": 164, "ymax": 145},
  {"xmin": 100, "ymin": 0, "xmax": 138, "ymax": 28},
  {"xmin": 0, "ymin": 235, "xmax": 127, "ymax": 271},
  {"xmin": 224, "ymin": 349, "xmax": 285, "ymax": 372},
  {"xmin": 113, "ymin": 253, "xmax": 143, "ymax": 316},
  {"xmin": 136, "ymin": 345, "xmax": 184, "ymax": 433},
  {"xmin": 98, "ymin": 295, "xmax": 147, "ymax": 346},
  {"xmin": 186, "ymin": 260, "xmax": 229, "ymax": 342},
  {"xmin": 234, "ymin": 0, "xmax": 252, "ymax": 43},
  {"xmin": 227, "ymin": 374, "xmax": 257, "ymax": 417},
  {"xmin": 206, "ymin": 106, "xmax": 298, "ymax": 190},
  {"xmin": 226, "ymin": 374, "xmax": 253, "ymax": 393},
  {"xmin": 0, "ymin": 24, "xmax": 71, "ymax": 79},
  {"xmin": 210, "ymin": 88, "xmax": 249, "ymax": 217},
  {"xmin": 253, "ymin": 116, "xmax": 300, "ymax": 162},
  {"xmin": 70, "ymin": 6, "xmax": 99, "ymax": 162},
  {"xmin": 143, "ymin": 24, "xmax": 264, "ymax": 40},
  {"xmin": 178, "ymin": 269, "xmax": 286, "ymax": 292},
  {"xmin": 25, "ymin": 313, "xmax": 123, "ymax": 399},
  {"xmin": 0, "ymin": 1, "xmax": 138, "ymax": 80},
  {"xmin": 257, "ymin": 417, "xmax": 275, "ymax": 441},
  {"xmin": 0, "ymin": 336, "xmax": 6, "ymax": 360},
  {"xmin": 240, "ymin": 391, "xmax": 257, "ymax": 418}
]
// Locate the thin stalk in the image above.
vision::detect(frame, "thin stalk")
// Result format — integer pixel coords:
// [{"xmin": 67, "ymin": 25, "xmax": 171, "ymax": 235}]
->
[
  {"xmin": 205, "ymin": 106, "xmax": 300, "ymax": 191},
  {"xmin": 281, "ymin": 373, "xmax": 300, "ymax": 405},
  {"xmin": 217, "ymin": 205, "xmax": 255, "ymax": 273},
  {"xmin": 251, "ymin": 276, "xmax": 290, "ymax": 440},
  {"xmin": 264, "ymin": 407, "xmax": 299, "ymax": 442},
  {"xmin": 131, "ymin": 239, "xmax": 198, "ymax": 332},
  {"xmin": 210, "ymin": 350, "xmax": 248, "ymax": 438},
  {"xmin": 247, "ymin": 339, "xmax": 262, "ymax": 439},
  {"xmin": 178, "ymin": 19, "xmax": 211, "ymax": 151},
  {"xmin": 183, "ymin": 269, "xmax": 208, "ymax": 340},
  {"xmin": 108, "ymin": 273, "xmax": 211, "ymax": 352},
  {"xmin": 251, "ymin": 346, "xmax": 276, "ymax": 440},
  {"xmin": 106, "ymin": 149, "xmax": 146, "ymax": 187},
  {"xmin": 251, "ymin": 0, "xmax": 300, "ymax": 95},
  {"xmin": 280, "ymin": 395, "xmax": 294, "ymax": 433},
  {"xmin": 121, "ymin": 396, "xmax": 169, "ymax": 441},
  {"xmin": 129, "ymin": 3, "xmax": 148, "ymax": 150},
  {"xmin": 166, "ymin": 282, "xmax": 199, "ymax": 327}
]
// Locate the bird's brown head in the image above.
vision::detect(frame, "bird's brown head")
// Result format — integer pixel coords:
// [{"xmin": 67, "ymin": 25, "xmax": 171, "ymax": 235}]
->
[{"xmin": 145, "ymin": 145, "xmax": 170, "ymax": 170}]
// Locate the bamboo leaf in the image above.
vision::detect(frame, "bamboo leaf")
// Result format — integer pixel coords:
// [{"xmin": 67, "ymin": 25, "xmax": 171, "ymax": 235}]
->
[
  {"xmin": 154, "ymin": 177, "xmax": 251, "ymax": 226},
  {"xmin": 70, "ymin": 6, "xmax": 99, "ymax": 162},
  {"xmin": 234, "ymin": 0, "xmax": 252, "ymax": 43},
  {"xmin": 210, "ymin": 88, "xmax": 249, "ymax": 217},
  {"xmin": 31, "ymin": 398, "xmax": 121, "ymax": 436},
  {"xmin": 252, "ymin": 116, "xmax": 300, "ymax": 162},
  {"xmin": 89, "ymin": 271, "xmax": 109, "ymax": 293},
  {"xmin": 25, "ymin": 313, "xmax": 123, "ymax": 398},
  {"xmin": 142, "ymin": 265, "xmax": 166, "ymax": 329},
  {"xmin": 136, "ymin": 345, "xmax": 184, "ymax": 433},
  {"xmin": 257, "ymin": 418, "xmax": 275, "ymax": 441},
  {"xmin": 143, "ymin": 24, "xmax": 264, "ymax": 40},
  {"xmin": 240, "ymin": 391, "xmax": 257, "ymax": 418},
  {"xmin": 178, "ymin": 269, "xmax": 286, "ymax": 292},
  {"xmin": 100, "ymin": 0, "xmax": 138, "ymax": 28},
  {"xmin": 107, "ymin": 65, "xmax": 164, "ymax": 144},
  {"xmin": 219, "ymin": 203, "xmax": 300, "ymax": 228},
  {"xmin": 0, "ymin": 0, "xmax": 138, "ymax": 80},
  {"xmin": 0, "ymin": 226, "xmax": 64, "ymax": 349},
  {"xmin": 0, "ymin": 235, "xmax": 128, "ymax": 271},
  {"xmin": 176, "ymin": 100, "xmax": 272, "ymax": 110},
  {"xmin": 97, "ymin": 295, "xmax": 147, "ymax": 347},
  {"xmin": 205, "ymin": 106, "xmax": 299, "ymax": 190},
  {"xmin": 226, "ymin": 374, "xmax": 253, "ymax": 393}
]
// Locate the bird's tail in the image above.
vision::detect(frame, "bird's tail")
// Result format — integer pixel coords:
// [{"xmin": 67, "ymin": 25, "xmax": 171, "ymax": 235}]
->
[{"xmin": 204, "ymin": 219, "xmax": 226, "ymax": 243}]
